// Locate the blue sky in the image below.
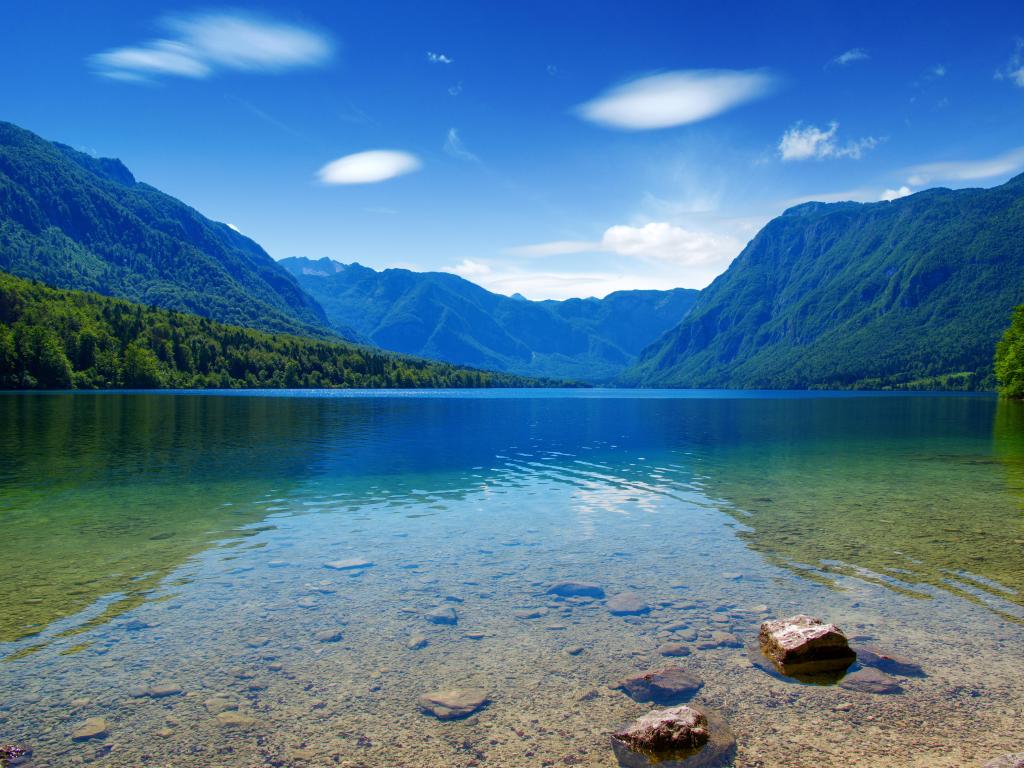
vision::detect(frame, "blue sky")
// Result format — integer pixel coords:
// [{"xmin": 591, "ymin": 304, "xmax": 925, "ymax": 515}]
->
[{"xmin": 4, "ymin": 1, "xmax": 1024, "ymax": 299}]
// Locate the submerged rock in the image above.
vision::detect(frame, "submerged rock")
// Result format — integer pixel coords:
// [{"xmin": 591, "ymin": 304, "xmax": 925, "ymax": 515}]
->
[
  {"xmin": 616, "ymin": 667, "xmax": 703, "ymax": 704},
  {"xmin": 698, "ymin": 631, "xmax": 741, "ymax": 650},
  {"xmin": 546, "ymin": 582, "xmax": 605, "ymax": 599},
  {"xmin": 658, "ymin": 643, "xmax": 692, "ymax": 657},
  {"xmin": 852, "ymin": 645, "xmax": 925, "ymax": 677},
  {"xmin": 608, "ymin": 592, "xmax": 651, "ymax": 616},
  {"xmin": 983, "ymin": 753, "xmax": 1024, "ymax": 768},
  {"xmin": 314, "ymin": 628, "xmax": 344, "ymax": 643},
  {"xmin": 324, "ymin": 558, "xmax": 373, "ymax": 571},
  {"xmin": 216, "ymin": 711, "xmax": 257, "ymax": 727},
  {"xmin": 129, "ymin": 682, "xmax": 183, "ymax": 699},
  {"xmin": 426, "ymin": 606, "xmax": 458, "ymax": 625},
  {"xmin": 71, "ymin": 717, "xmax": 109, "ymax": 742},
  {"xmin": 513, "ymin": 607, "xmax": 548, "ymax": 619},
  {"xmin": 417, "ymin": 688, "xmax": 489, "ymax": 720},
  {"xmin": 839, "ymin": 668, "xmax": 903, "ymax": 695},
  {"xmin": 613, "ymin": 706, "xmax": 709, "ymax": 753},
  {"xmin": 758, "ymin": 615, "xmax": 855, "ymax": 680},
  {"xmin": 407, "ymin": 635, "xmax": 429, "ymax": 650}
]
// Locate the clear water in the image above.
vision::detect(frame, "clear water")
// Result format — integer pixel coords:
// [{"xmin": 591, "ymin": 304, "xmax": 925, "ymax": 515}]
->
[{"xmin": 0, "ymin": 390, "xmax": 1022, "ymax": 767}]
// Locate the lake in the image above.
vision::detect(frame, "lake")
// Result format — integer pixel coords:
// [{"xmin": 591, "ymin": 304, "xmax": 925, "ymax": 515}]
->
[{"xmin": 1, "ymin": 390, "xmax": 1022, "ymax": 767}]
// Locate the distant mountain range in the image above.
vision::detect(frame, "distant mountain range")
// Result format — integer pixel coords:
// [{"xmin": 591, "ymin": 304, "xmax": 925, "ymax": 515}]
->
[
  {"xmin": 624, "ymin": 174, "xmax": 1024, "ymax": 389},
  {"xmin": 3, "ymin": 120, "xmax": 1023, "ymax": 390},
  {"xmin": 280, "ymin": 257, "xmax": 698, "ymax": 382},
  {"xmin": 0, "ymin": 121, "xmax": 333, "ymax": 338}
]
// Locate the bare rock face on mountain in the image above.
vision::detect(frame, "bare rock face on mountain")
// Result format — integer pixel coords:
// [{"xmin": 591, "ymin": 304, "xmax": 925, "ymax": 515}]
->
[{"xmin": 758, "ymin": 615, "xmax": 855, "ymax": 679}]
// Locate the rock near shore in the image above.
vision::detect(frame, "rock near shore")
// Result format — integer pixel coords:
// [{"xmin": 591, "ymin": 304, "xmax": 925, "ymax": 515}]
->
[
  {"xmin": 759, "ymin": 614, "xmax": 855, "ymax": 679},
  {"xmin": 417, "ymin": 688, "xmax": 489, "ymax": 720},
  {"xmin": 613, "ymin": 705, "xmax": 709, "ymax": 753},
  {"xmin": 616, "ymin": 667, "xmax": 703, "ymax": 704}
]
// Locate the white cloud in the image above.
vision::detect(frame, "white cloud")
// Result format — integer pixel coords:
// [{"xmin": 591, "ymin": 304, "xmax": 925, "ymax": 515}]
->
[
  {"xmin": 830, "ymin": 48, "xmax": 869, "ymax": 67},
  {"xmin": 509, "ymin": 222, "xmax": 741, "ymax": 268},
  {"xmin": 906, "ymin": 146, "xmax": 1024, "ymax": 185},
  {"xmin": 577, "ymin": 69, "xmax": 775, "ymax": 131},
  {"xmin": 448, "ymin": 81, "xmax": 463, "ymax": 96},
  {"xmin": 427, "ymin": 51, "xmax": 453, "ymax": 64},
  {"xmin": 318, "ymin": 150, "xmax": 422, "ymax": 185},
  {"xmin": 996, "ymin": 40, "xmax": 1024, "ymax": 87},
  {"xmin": 880, "ymin": 186, "xmax": 912, "ymax": 201},
  {"xmin": 443, "ymin": 128, "xmax": 479, "ymax": 162},
  {"xmin": 929, "ymin": 64, "xmax": 947, "ymax": 78},
  {"xmin": 446, "ymin": 259, "xmax": 491, "ymax": 277},
  {"xmin": 778, "ymin": 122, "xmax": 880, "ymax": 161},
  {"xmin": 90, "ymin": 12, "xmax": 332, "ymax": 81}
]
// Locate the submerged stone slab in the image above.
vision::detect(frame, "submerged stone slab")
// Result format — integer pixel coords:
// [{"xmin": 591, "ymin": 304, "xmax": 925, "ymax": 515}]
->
[
  {"xmin": 546, "ymin": 581, "xmax": 605, "ymax": 598},
  {"xmin": 324, "ymin": 558, "xmax": 373, "ymax": 571},
  {"xmin": 983, "ymin": 753, "xmax": 1024, "ymax": 768},
  {"xmin": 314, "ymin": 628, "xmax": 344, "ymax": 643},
  {"xmin": 616, "ymin": 667, "xmax": 703, "ymax": 704},
  {"xmin": 417, "ymin": 688, "xmax": 490, "ymax": 720},
  {"xmin": 426, "ymin": 606, "xmax": 458, "ymax": 625},
  {"xmin": 71, "ymin": 717, "xmax": 109, "ymax": 742},
  {"xmin": 758, "ymin": 615, "xmax": 855, "ymax": 680},
  {"xmin": 839, "ymin": 668, "xmax": 903, "ymax": 695},
  {"xmin": 852, "ymin": 645, "xmax": 926, "ymax": 677},
  {"xmin": 608, "ymin": 592, "xmax": 651, "ymax": 616}
]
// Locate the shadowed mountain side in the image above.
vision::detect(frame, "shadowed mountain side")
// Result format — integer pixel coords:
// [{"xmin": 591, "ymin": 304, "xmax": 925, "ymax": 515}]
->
[
  {"xmin": 0, "ymin": 121, "xmax": 339, "ymax": 339},
  {"xmin": 625, "ymin": 174, "xmax": 1024, "ymax": 390},
  {"xmin": 280, "ymin": 257, "xmax": 698, "ymax": 382}
]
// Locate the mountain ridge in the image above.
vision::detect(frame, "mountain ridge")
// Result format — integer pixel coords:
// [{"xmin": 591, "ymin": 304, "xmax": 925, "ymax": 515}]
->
[{"xmin": 279, "ymin": 256, "xmax": 699, "ymax": 382}]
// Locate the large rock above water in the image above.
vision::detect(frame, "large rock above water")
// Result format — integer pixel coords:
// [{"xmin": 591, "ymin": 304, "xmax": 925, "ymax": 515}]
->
[
  {"xmin": 417, "ymin": 688, "xmax": 490, "ymax": 720},
  {"xmin": 613, "ymin": 705, "xmax": 709, "ymax": 753},
  {"xmin": 547, "ymin": 582, "xmax": 605, "ymax": 599},
  {"xmin": 616, "ymin": 668, "xmax": 703, "ymax": 704},
  {"xmin": 759, "ymin": 615, "xmax": 855, "ymax": 677}
]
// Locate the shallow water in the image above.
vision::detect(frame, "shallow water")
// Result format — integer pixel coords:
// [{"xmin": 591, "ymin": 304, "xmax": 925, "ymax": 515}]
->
[{"xmin": 1, "ymin": 390, "xmax": 1022, "ymax": 767}]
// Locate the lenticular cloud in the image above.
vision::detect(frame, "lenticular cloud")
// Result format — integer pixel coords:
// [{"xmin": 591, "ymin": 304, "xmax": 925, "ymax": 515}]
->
[
  {"xmin": 577, "ymin": 69, "xmax": 775, "ymax": 131},
  {"xmin": 318, "ymin": 151, "xmax": 422, "ymax": 185}
]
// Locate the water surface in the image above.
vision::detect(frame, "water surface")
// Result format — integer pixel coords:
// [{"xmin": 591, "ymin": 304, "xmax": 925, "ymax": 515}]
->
[{"xmin": 1, "ymin": 390, "xmax": 1022, "ymax": 767}]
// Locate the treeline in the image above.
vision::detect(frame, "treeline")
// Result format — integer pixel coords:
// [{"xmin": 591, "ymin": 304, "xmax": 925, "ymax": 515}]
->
[
  {"xmin": 996, "ymin": 305, "xmax": 1024, "ymax": 397},
  {"xmin": 0, "ymin": 272, "xmax": 571, "ymax": 390}
]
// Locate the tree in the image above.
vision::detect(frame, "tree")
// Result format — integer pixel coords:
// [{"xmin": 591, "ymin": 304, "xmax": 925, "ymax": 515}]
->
[{"xmin": 122, "ymin": 341, "xmax": 163, "ymax": 388}]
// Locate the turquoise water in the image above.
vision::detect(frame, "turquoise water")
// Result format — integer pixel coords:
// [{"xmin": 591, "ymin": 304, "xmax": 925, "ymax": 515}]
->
[{"xmin": 0, "ymin": 390, "xmax": 1022, "ymax": 767}]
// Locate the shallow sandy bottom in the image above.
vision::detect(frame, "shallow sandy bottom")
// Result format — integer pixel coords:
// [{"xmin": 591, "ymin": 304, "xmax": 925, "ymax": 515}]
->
[{"xmin": 2, "ymin": 468, "xmax": 1022, "ymax": 768}]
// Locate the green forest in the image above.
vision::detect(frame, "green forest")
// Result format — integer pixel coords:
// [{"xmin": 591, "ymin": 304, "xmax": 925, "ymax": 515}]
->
[
  {"xmin": 996, "ymin": 304, "xmax": 1024, "ymax": 397},
  {"xmin": 0, "ymin": 272, "xmax": 567, "ymax": 390}
]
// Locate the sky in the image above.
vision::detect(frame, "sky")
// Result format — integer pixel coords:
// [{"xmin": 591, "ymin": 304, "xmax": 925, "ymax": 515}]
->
[{"xmin": 3, "ymin": 1, "xmax": 1024, "ymax": 299}]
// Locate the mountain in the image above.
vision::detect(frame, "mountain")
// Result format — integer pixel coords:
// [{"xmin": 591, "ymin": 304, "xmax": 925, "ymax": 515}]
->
[
  {"xmin": 0, "ymin": 121, "xmax": 335, "ymax": 338},
  {"xmin": 0, "ymin": 270, "xmax": 565, "ymax": 390},
  {"xmin": 279, "ymin": 256, "xmax": 699, "ymax": 382},
  {"xmin": 625, "ymin": 174, "xmax": 1024, "ymax": 389}
]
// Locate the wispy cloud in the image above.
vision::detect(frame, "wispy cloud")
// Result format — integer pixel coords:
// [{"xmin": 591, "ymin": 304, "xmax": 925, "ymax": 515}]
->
[
  {"xmin": 995, "ymin": 39, "xmax": 1024, "ymax": 87},
  {"xmin": 906, "ymin": 146, "xmax": 1024, "ymax": 185},
  {"xmin": 318, "ymin": 150, "xmax": 421, "ymax": 185},
  {"xmin": 426, "ymin": 51, "xmax": 453, "ymax": 64},
  {"xmin": 577, "ymin": 69, "xmax": 776, "ymax": 131},
  {"xmin": 778, "ymin": 122, "xmax": 880, "ymax": 161},
  {"xmin": 443, "ymin": 128, "xmax": 479, "ymax": 163},
  {"xmin": 829, "ymin": 48, "xmax": 869, "ymax": 67},
  {"xmin": 509, "ymin": 222, "xmax": 740, "ymax": 268},
  {"xmin": 445, "ymin": 259, "xmax": 491, "ymax": 277},
  {"xmin": 929, "ymin": 64, "xmax": 947, "ymax": 78},
  {"xmin": 90, "ymin": 11, "xmax": 333, "ymax": 81},
  {"xmin": 448, "ymin": 81, "xmax": 463, "ymax": 97}
]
